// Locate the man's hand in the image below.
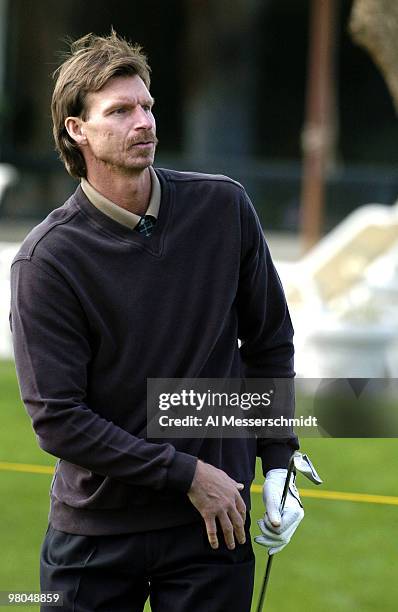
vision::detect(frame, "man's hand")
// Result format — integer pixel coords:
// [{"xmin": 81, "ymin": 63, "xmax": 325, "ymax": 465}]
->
[
  {"xmin": 255, "ymin": 468, "xmax": 304, "ymax": 555},
  {"xmin": 188, "ymin": 460, "xmax": 247, "ymax": 550}
]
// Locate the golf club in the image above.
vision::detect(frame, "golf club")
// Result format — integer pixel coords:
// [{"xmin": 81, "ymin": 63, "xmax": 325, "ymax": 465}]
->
[{"xmin": 255, "ymin": 452, "xmax": 323, "ymax": 612}]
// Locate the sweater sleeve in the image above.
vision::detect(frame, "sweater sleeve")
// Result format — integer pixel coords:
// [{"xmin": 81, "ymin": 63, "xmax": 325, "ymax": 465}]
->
[
  {"xmin": 236, "ymin": 192, "xmax": 299, "ymax": 474},
  {"xmin": 10, "ymin": 257, "xmax": 197, "ymax": 493}
]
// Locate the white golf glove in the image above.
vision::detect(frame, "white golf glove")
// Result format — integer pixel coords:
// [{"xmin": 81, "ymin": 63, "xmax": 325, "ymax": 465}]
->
[{"xmin": 255, "ymin": 468, "xmax": 304, "ymax": 555}]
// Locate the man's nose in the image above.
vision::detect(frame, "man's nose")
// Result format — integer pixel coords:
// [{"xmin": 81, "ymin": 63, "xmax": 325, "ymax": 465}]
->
[{"xmin": 133, "ymin": 105, "xmax": 154, "ymax": 130}]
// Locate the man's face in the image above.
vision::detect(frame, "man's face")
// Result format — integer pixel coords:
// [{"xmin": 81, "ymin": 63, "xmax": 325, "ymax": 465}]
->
[{"xmin": 80, "ymin": 74, "xmax": 157, "ymax": 174}]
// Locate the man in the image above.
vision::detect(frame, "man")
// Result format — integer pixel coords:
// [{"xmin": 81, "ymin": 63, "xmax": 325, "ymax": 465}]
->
[{"xmin": 10, "ymin": 32, "xmax": 303, "ymax": 611}]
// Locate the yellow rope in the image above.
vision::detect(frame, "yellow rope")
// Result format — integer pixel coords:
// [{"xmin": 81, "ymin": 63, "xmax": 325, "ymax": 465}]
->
[
  {"xmin": 250, "ymin": 483, "xmax": 398, "ymax": 506},
  {"xmin": 0, "ymin": 461, "xmax": 54, "ymax": 475},
  {"xmin": 1, "ymin": 461, "xmax": 398, "ymax": 506}
]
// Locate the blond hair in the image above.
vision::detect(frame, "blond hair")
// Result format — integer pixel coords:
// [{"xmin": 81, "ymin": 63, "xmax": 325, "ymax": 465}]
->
[{"xmin": 51, "ymin": 31, "xmax": 151, "ymax": 179}]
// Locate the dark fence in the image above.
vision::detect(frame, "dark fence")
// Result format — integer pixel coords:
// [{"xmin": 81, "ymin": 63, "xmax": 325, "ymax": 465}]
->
[{"xmin": 1, "ymin": 153, "xmax": 398, "ymax": 235}]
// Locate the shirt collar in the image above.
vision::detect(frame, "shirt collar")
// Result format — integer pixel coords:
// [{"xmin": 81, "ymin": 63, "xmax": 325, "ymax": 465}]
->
[{"xmin": 80, "ymin": 166, "xmax": 161, "ymax": 230}]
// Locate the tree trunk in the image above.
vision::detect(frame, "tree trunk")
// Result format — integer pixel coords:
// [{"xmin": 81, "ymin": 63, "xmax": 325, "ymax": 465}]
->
[
  {"xmin": 300, "ymin": 0, "xmax": 339, "ymax": 250},
  {"xmin": 350, "ymin": 0, "xmax": 398, "ymax": 113}
]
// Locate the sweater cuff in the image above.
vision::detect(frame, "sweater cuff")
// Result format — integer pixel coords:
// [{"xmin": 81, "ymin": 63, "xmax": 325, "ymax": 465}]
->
[
  {"xmin": 166, "ymin": 451, "xmax": 198, "ymax": 492},
  {"xmin": 260, "ymin": 443, "xmax": 295, "ymax": 476}
]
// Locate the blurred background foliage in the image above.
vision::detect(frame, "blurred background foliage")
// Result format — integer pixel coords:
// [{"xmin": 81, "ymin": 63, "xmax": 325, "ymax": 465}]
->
[{"xmin": 0, "ymin": 0, "xmax": 397, "ymax": 233}]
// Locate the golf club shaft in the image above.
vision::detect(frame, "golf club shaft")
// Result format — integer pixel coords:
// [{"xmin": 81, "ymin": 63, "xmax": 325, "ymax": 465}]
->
[
  {"xmin": 255, "ymin": 456, "xmax": 296, "ymax": 612},
  {"xmin": 256, "ymin": 555, "xmax": 274, "ymax": 612}
]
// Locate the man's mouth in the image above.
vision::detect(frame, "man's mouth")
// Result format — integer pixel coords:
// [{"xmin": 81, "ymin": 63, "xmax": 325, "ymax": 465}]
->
[{"xmin": 130, "ymin": 141, "xmax": 154, "ymax": 148}]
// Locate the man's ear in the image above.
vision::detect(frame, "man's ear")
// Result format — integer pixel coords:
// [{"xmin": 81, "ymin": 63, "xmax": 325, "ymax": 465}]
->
[{"xmin": 65, "ymin": 117, "xmax": 88, "ymax": 146}]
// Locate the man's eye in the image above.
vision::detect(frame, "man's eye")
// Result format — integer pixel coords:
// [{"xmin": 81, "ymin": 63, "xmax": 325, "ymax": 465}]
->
[
  {"xmin": 113, "ymin": 108, "xmax": 126, "ymax": 115},
  {"xmin": 142, "ymin": 105, "xmax": 152, "ymax": 112}
]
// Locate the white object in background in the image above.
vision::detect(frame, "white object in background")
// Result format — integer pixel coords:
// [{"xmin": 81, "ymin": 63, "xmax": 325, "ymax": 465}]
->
[
  {"xmin": 303, "ymin": 318, "xmax": 395, "ymax": 378},
  {"xmin": 0, "ymin": 243, "xmax": 19, "ymax": 359},
  {"xmin": 281, "ymin": 202, "xmax": 398, "ymax": 311},
  {"xmin": 365, "ymin": 244, "xmax": 398, "ymax": 376},
  {"xmin": 0, "ymin": 164, "xmax": 18, "ymax": 206},
  {"xmin": 276, "ymin": 200, "xmax": 398, "ymax": 378}
]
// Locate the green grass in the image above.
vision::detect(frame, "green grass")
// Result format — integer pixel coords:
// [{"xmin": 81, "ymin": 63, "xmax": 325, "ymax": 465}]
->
[{"xmin": 1, "ymin": 360, "xmax": 397, "ymax": 610}]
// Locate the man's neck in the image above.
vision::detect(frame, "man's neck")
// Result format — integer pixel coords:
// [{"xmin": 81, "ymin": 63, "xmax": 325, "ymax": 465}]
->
[{"xmin": 85, "ymin": 166, "xmax": 152, "ymax": 217}]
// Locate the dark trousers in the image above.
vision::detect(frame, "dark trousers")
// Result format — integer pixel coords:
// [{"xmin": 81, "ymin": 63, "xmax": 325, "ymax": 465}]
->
[{"xmin": 40, "ymin": 519, "xmax": 255, "ymax": 612}]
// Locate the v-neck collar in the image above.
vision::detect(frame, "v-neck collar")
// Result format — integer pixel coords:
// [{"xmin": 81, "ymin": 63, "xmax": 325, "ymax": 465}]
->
[
  {"xmin": 80, "ymin": 166, "xmax": 161, "ymax": 230},
  {"xmin": 73, "ymin": 168, "xmax": 172, "ymax": 257}
]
